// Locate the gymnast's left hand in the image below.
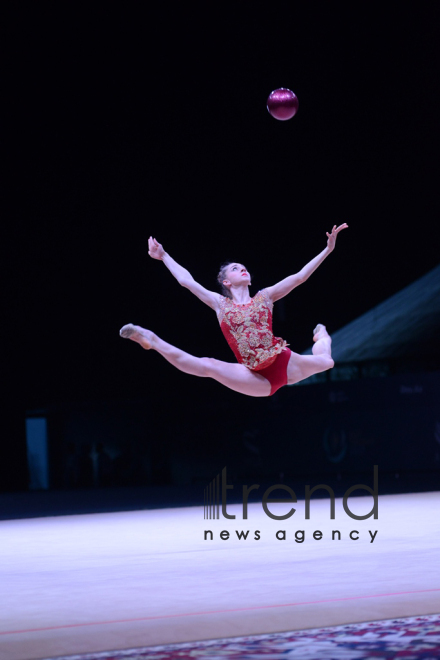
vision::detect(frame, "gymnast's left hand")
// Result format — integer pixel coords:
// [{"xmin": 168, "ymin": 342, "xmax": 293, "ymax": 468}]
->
[{"xmin": 326, "ymin": 224, "xmax": 348, "ymax": 251}]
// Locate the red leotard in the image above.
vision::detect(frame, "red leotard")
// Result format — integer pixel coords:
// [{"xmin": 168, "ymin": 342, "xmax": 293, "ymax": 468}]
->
[{"xmin": 218, "ymin": 289, "xmax": 291, "ymax": 395}]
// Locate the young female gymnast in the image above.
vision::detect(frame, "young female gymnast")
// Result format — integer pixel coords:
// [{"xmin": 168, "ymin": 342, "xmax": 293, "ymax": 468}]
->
[{"xmin": 120, "ymin": 224, "xmax": 348, "ymax": 397}]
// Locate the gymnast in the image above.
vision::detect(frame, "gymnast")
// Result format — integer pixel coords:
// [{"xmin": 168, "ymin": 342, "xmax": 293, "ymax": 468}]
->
[{"xmin": 120, "ymin": 225, "xmax": 348, "ymax": 397}]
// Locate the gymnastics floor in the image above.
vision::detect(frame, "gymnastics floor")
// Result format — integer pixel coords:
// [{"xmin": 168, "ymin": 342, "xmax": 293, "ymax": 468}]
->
[{"xmin": 0, "ymin": 491, "xmax": 439, "ymax": 660}]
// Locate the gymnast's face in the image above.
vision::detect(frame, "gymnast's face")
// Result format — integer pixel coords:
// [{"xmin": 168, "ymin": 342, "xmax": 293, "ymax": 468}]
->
[{"xmin": 224, "ymin": 263, "xmax": 251, "ymax": 288}]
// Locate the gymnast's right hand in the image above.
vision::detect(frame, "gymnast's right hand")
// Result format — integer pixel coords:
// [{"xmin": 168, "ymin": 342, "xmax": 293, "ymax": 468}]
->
[{"xmin": 148, "ymin": 236, "xmax": 165, "ymax": 260}]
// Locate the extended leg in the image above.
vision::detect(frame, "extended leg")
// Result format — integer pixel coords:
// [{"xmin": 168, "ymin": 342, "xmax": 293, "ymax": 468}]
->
[
  {"xmin": 286, "ymin": 324, "xmax": 334, "ymax": 385},
  {"xmin": 119, "ymin": 324, "xmax": 271, "ymax": 397},
  {"xmin": 312, "ymin": 323, "xmax": 332, "ymax": 357}
]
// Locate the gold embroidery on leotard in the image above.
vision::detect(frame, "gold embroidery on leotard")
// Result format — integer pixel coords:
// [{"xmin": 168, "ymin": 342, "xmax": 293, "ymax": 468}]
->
[{"xmin": 218, "ymin": 289, "xmax": 287, "ymax": 370}]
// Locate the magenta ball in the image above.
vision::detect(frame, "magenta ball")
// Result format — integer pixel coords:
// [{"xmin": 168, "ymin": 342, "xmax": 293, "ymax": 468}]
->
[{"xmin": 267, "ymin": 88, "xmax": 299, "ymax": 121}]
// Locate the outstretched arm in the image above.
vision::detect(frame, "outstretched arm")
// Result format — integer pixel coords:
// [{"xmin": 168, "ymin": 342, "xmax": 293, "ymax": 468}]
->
[
  {"xmin": 264, "ymin": 224, "xmax": 348, "ymax": 303},
  {"xmin": 148, "ymin": 237, "xmax": 221, "ymax": 312}
]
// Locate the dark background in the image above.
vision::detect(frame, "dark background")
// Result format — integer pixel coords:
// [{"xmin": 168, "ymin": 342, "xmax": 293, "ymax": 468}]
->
[{"xmin": 3, "ymin": 4, "xmax": 440, "ymax": 498}]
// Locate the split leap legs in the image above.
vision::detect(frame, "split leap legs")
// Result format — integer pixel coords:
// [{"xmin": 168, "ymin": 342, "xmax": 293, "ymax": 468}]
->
[{"xmin": 120, "ymin": 323, "xmax": 334, "ymax": 397}]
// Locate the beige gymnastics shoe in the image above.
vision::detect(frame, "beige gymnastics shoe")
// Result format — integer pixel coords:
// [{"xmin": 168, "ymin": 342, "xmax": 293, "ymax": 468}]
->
[{"xmin": 119, "ymin": 324, "xmax": 153, "ymax": 350}]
